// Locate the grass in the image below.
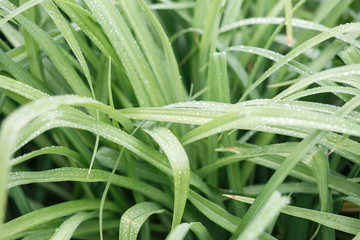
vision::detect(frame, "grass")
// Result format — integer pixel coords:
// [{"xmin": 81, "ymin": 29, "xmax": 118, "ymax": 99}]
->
[{"xmin": 0, "ymin": 0, "xmax": 359, "ymax": 239}]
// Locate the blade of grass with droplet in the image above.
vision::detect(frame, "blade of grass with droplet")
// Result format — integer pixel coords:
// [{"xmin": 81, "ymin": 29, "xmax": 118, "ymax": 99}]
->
[
  {"xmin": 285, "ymin": 0, "xmax": 293, "ymax": 46},
  {"xmin": 41, "ymin": 0, "xmax": 95, "ymax": 97},
  {"xmin": 0, "ymin": 48, "xmax": 49, "ymax": 93},
  {"xmin": 10, "ymin": 146, "xmax": 83, "ymax": 167},
  {"xmin": 142, "ymin": 122, "xmax": 190, "ymax": 229},
  {"xmin": 198, "ymin": 144, "xmax": 360, "ymax": 197},
  {"xmin": 0, "ymin": 1, "xmax": 92, "ymax": 98},
  {"xmin": 0, "ymin": 76, "xmax": 214, "ymax": 196},
  {"xmin": 188, "ymin": 190, "xmax": 275, "ymax": 240},
  {"xmin": 218, "ymin": 0, "xmax": 244, "ymax": 47},
  {"xmin": 226, "ymin": 45, "xmax": 311, "ymax": 76},
  {"xmin": 225, "ymin": 195, "xmax": 360, "ymax": 235},
  {"xmin": 0, "ymin": 199, "xmax": 118, "ymax": 240},
  {"xmin": 0, "ymin": 0, "xmax": 44, "ymax": 27},
  {"xmin": 119, "ymin": 202, "xmax": 164, "ymax": 240},
  {"xmin": 284, "ymin": 86, "xmax": 360, "ymax": 100},
  {"xmin": 20, "ymin": 0, "xmax": 46, "ymax": 83},
  {"xmin": 237, "ymin": 191, "xmax": 290, "ymax": 240},
  {"xmin": 82, "ymin": 0, "xmax": 165, "ymax": 107},
  {"xmin": 165, "ymin": 222, "xmax": 211, "ymax": 240},
  {"xmin": 240, "ymin": 22, "xmax": 360, "ymax": 101},
  {"xmin": 275, "ymin": 64, "xmax": 360, "ymax": 100},
  {"xmin": 230, "ymin": 95, "xmax": 360, "ymax": 239},
  {"xmin": 127, "ymin": 0, "xmax": 186, "ymax": 103},
  {"xmin": 49, "ymin": 211, "xmax": 97, "ymax": 240},
  {"xmin": 149, "ymin": 2, "xmax": 196, "ymax": 10},
  {"xmin": 302, "ymin": 149, "xmax": 329, "ymax": 212},
  {"xmin": 196, "ymin": 0, "xmax": 225, "ymax": 92},
  {"xmin": 180, "ymin": 106, "xmax": 360, "ymax": 145},
  {"xmin": 54, "ymin": 0, "xmax": 122, "ymax": 67},
  {"xmin": 8, "ymin": 168, "xmax": 173, "ymax": 208}
]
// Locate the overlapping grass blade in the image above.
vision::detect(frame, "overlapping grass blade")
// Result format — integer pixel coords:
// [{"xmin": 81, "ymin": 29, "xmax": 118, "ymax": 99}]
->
[
  {"xmin": 236, "ymin": 191, "xmax": 289, "ymax": 240},
  {"xmin": 230, "ymin": 95, "xmax": 360, "ymax": 238},
  {"xmin": 165, "ymin": 222, "xmax": 210, "ymax": 240},
  {"xmin": 49, "ymin": 211, "xmax": 97, "ymax": 240},
  {"xmin": 0, "ymin": 0, "xmax": 92, "ymax": 98},
  {"xmin": 137, "ymin": 0, "xmax": 186, "ymax": 103},
  {"xmin": 225, "ymin": 195, "xmax": 360, "ymax": 235},
  {"xmin": 11, "ymin": 146, "xmax": 83, "ymax": 166},
  {"xmin": 240, "ymin": 22, "xmax": 360, "ymax": 101},
  {"xmin": 82, "ymin": 0, "xmax": 165, "ymax": 107},
  {"xmin": 142, "ymin": 122, "xmax": 190, "ymax": 229},
  {"xmin": 119, "ymin": 202, "xmax": 164, "ymax": 240},
  {"xmin": 0, "ymin": 199, "xmax": 118, "ymax": 240}
]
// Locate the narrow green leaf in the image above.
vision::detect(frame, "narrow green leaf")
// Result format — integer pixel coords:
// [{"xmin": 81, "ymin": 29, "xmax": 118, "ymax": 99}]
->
[
  {"xmin": 83, "ymin": 0, "xmax": 165, "ymax": 107},
  {"xmin": 225, "ymin": 195, "xmax": 360, "ymax": 235},
  {"xmin": 0, "ymin": 199, "xmax": 118, "ymax": 240},
  {"xmin": 11, "ymin": 146, "xmax": 83, "ymax": 167},
  {"xmin": 236, "ymin": 191, "xmax": 289, "ymax": 240},
  {"xmin": 49, "ymin": 211, "xmax": 97, "ymax": 240},
  {"xmin": 137, "ymin": 0, "xmax": 186, "ymax": 103},
  {"xmin": 119, "ymin": 202, "xmax": 164, "ymax": 240},
  {"xmin": 241, "ymin": 22, "xmax": 360, "ymax": 100},
  {"xmin": 142, "ymin": 122, "xmax": 190, "ymax": 229},
  {"xmin": 0, "ymin": 1, "xmax": 92, "ymax": 98}
]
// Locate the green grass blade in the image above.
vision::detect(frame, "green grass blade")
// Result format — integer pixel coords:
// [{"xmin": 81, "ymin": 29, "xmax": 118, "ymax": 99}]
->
[
  {"xmin": 142, "ymin": 122, "xmax": 190, "ymax": 229},
  {"xmin": 0, "ymin": 1, "xmax": 92, "ymax": 98},
  {"xmin": 119, "ymin": 202, "xmax": 164, "ymax": 240},
  {"xmin": 236, "ymin": 191, "xmax": 289, "ymax": 240},
  {"xmin": 137, "ymin": 0, "xmax": 186, "ymax": 103},
  {"xmin": 49, "ymin": 211, "xmax": 97, "ymax": 240},
  {"xmin": 41, "ymin": 0, "xmax": 95, "ymax": 97},
  {"xmin": 83, "ymin": 0, "xmax": 165, "ymax": 107},
  {"xmin": 303, "ymin": 149, "xmax": 329, "ymax": 212},
  {"xmin": 196, "ymin": 0, "xmax": 226, "ymax": 92},
  {"xmin": 11, "ymin": 146, "xmax": 83, "ymax": 167},
  {"xmin": 240, "ymin": 22, "xmax": 360, "ymax": 101},
  {"xmin": 230, "ymin": 95, "xmax": 360, "ymax": 238},
  {"xmin": 0, "ymin": 0, "xmax": 44, "ymax": 27},
  {"xmin": 0, "ymin": 199, "xmax": 118, "ymax": 240},
  {"xmin": 8, "ymin": 168, "xmax": 173, "ymax": 208},
  {"xmin": 225, "ymin": 195, "xmax": 360, "ymax": 235}
]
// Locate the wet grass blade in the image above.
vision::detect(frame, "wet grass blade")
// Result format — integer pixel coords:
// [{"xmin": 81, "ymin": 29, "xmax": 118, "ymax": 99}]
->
[
  {"xmin": 119, "ymin": 202, "xmax": 164, "ymax": 240},
  {"xmin": 142, "ymin": 122, "xmax": 190, "ymax": 229}
]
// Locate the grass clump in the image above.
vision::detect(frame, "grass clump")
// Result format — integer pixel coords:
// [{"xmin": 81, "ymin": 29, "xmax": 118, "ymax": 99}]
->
[{"xmin": 0, "ymin": 0, "xmax": 359, "ymax": 239}]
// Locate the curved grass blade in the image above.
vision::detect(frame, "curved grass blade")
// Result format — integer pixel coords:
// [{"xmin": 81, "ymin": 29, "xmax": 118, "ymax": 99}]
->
[
  {"xmin": 180, "ymin": 106, "xmax": 360, "ymax": 145},
  {"xmin": 240, "ymin": 22, "xmax": 360, "ymax": 101},
  {"xmin": 284, "ymin": 86, "xmax": 360, "ymax": 100},
  {"xmin": 0, "ymin": 0, "xmax": 44, "ymax": 27},
  {"xmin": 137, "ymin": 0, "xmax": 186, "ymax": 103},
  {"xmin": 119, "ymin": 202, "xmax": 164, "ymax": 240},
  {"xmin": 165, "ymin": 222, "xmax": 211, "ymax": 240},
  {"xmin": 0, "ymin": 0, "xmax": 92, "ymax": 98},
  {"xmin": 11, "ymin": 146, "xmax": 83, "ymax": 166},
  {"xmin": 236, "ymin": 191, "xmax": 289, "ymax": 240},
  {"xmin": 83, "ymin": 0, "xmax": 165, "ymax": 107},
  {"xmin": 49, "ymin": 211, "xmax": 97, "ymax": 240},
  {"xmin": 142, "ymin": 122, "xmax": 190, "ymax": 229},
  {"xmin": 41, "ymin": 0, "xmax": 95, "ymax": 97},
  {"xmin": 302, "ymin": 149, "xmax": 329, "ymax": 212},
  {"xmin": 230, "ymin": 96, "xmax": 360, "ymax": 239},
  {"xmin": 196, "ymin": 0, "xmax": 226, "ymax": 92},
  {"xmin": 274, "ymin": 64, "xmax": 360, "ymax": 100},
  {"xmin": 8, "ymin": 168, "xmax": 173, "ymax": 208},
  {"xmin": 225, "ymin": 195, "xmax": 360, "ymax": 235},
  {"xmin": 0, "ymin": 84, "xmax": 210, "ymax": 199},
  {"xmin": 0, "ymin": 199, "xmax": 118, "ymax": 240}
]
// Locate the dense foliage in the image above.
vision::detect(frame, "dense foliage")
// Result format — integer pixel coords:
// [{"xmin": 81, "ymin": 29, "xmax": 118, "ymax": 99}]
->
[{"xmin": 0, "ymin": 0, "xmax": 359, "ymax": 239}]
